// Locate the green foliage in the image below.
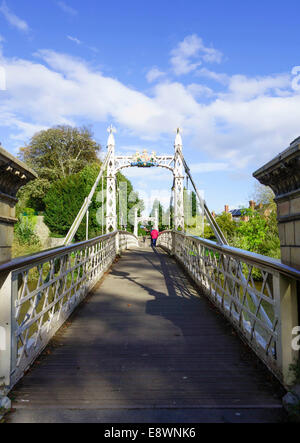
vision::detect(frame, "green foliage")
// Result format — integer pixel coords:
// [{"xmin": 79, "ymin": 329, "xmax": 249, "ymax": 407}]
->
[
  {"xmin": 44, "ymin": 163, "xmax": 102, "ymax": 241},
  {"xmin": 204, "ymin": 212, "xmax": 237, "ymax": 242},
  {"xmin": 192, "ymin": 191, "xmax": 197, "ymax": 218},
  {"xmin": 232, "ymin": 208, "xmax": 280, "ymax": 260},
  {"xmin": 251, "ymin": 182, "xmax": 275, "ymax": 205},
  {"xmin": 17, "ymin": 178, "xmax": 51, "ymax": 212},
  {"xmin": 14, "ymin": 216, "xmax": 40, "ymax": 247},
  {"xmin": 204, "ymin": 206, "xmax": 280, "ymax": 278},
  {"xmin": 19, "ymin": 125, "xmax": 101, "ymax": 180},
  {"xmin": 43, "ymin": 164, "xmax": 144, "ymax": 240},
  {"xmin": 18, "ymin": 125, "xmax": 101, "ymax": 212},
  {"xmin": 234, "ymin": 208, "xmax": 267, "ymax": 251}
]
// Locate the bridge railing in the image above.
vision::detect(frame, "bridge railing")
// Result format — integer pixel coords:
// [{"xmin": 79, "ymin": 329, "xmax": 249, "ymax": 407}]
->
[
  {"xmin": 0, "ymin": 230, "xmax": 138, "ymax": 393},
  {"xmin": 158, "ymin": 231, "xmax": 300, "ymax": 385}
]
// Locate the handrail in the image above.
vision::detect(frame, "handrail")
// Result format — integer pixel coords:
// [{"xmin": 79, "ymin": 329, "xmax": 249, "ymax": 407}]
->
[
  {"xmin": 159, "ymin": 230, "xmax": 300, "ymax": 280},
  {"xmin": 0, "ymin": 230, "xmax": 139, "ymax": 274},
  {"xmin": 158, "ymin": 230, "xmax": 299, "ymax": 384},
  {"xmin": 0, "ymin": 230, "xmax": 139, "ymax": 392},
  {"xmin": 0, "ymin": 232, "xmax": 118, "ymax": 274},
  {"xmin": 180, "ymin": 231, "xmax": 300, "ymax": 280}
]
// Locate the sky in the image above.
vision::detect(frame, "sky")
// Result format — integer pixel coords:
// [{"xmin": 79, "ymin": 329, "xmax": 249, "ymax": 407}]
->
[{"xmin": 1, "ymin": 0, "xmax": 300, "ymax": 215}]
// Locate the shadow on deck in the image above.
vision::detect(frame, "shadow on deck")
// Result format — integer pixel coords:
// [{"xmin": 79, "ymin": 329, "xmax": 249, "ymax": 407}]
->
[{"xmin": 6, "ymin": 245, "xmax": 286, "ymax": 423}]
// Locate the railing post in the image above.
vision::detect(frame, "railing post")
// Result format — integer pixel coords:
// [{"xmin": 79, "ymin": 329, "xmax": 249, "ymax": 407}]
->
[
  {"xmin": 0, "ymin": 271, "xmax": 12, "ymax": 401},
  {"xmin": 273, "ymin": 273, "xmax": 299, "ymax": 385}
]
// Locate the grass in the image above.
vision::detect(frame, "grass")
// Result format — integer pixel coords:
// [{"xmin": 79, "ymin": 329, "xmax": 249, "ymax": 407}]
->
[{"xmin": 12, "ymin": 238, "xmax": 42, "ymax": 259}]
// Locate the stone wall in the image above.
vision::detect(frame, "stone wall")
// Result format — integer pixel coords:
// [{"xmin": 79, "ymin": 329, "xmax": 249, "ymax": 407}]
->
[
  {"xmin": 0, "ymin": 147, "xmax": 37, "ymax": 264},
  {"xmin": 34, "ymin": 216, "xmax": 65, "ymax": 249},
  {"xmin": 253, "ymin": 137, "xmax": 300, "ymax": 270},
  {"xmin": 254, "ymin": 138, "xmax": 300, "ymax": 382},
  {"xmin": 0, "ymin": 192, "xmax": 17, "ymax": 264}
]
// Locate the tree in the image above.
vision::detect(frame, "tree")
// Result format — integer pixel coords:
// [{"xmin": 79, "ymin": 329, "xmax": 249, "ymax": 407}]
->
[
  {"xmin": 18, "ymin": 125, "xmax": 101, "ymax": 211},
  {"xmin": 251, "ymin": 182, "xmax": 275, "ymax": 206},
  {"xmin": 44, "ymin": 163, "xmax": 101, "ymax": 240},
  {"xmin": 204, "ymin": 212, "xmax": 237, "ymax": 242},
  {"xmin": 17, "ymin": 178, "xmax": 51, "ymax": 212},
  {"xmin": 44, "ymin": 164, "xmax": 144, "ymax": 240},
  {"xmin": 234, "ymin": 208, "xmax": 268, "ymax": 252},
  {"xmin": 19, "ymin": 125, "xmax": 101, "ymax": 180}
]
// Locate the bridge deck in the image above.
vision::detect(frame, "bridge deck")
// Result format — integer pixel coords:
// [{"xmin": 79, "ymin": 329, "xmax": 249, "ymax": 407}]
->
[{"xmin": 7, "ymin": 245, "xmax": 285, "ymax": 423}]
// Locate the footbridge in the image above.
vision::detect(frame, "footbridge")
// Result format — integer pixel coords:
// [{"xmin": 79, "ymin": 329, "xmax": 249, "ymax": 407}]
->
[{"xmin": 0, "ymin": 129, "xmax": 299, "ymax": 423}]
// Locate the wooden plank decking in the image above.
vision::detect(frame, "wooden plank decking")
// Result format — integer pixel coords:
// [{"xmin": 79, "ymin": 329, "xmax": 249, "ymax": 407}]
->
[{"xmin": 6, "ymin": 245, "xmax": 285, "ymax": 423}]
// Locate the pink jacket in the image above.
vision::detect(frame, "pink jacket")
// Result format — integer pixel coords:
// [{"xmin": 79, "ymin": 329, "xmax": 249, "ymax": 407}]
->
[{"xmin": 150, "ymin": 229, "xmax": 159, "ymax": 239}]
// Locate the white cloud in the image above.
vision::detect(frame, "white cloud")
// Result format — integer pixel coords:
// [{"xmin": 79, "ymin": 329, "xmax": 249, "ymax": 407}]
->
[
  {"xmin": 196, "ymin": 67, "xmax": 229, "ymax": 84},
  {"xmin": 0, "ymin": 1, "xmax": 29, "ymax": 32},
  {"xmin": 67, "ymin": 35, "xmax": 82, "ymax": 45},
  {"xmin": 187, "ymin": 83, "xmax": 214, "ymax": 98},
  {"xmin": 170, "ymin": 34, "xmax": 223, "ymax": 76},
  {"xmin": 57, "ymin": 1, "xmax": 77, "ymax": 16},
  {"xmin": 190, "ymin": 162, "xmax": 229, "ymax": 173},
  {"xmin": 226, "ymin": 73, "xmax": 291, "ymax": 100},
  {"xmin": 146, "ymin": 67, "xmax": 166, "ymax": 83},
  {"xmin": 0, "ymin": 47, "xmax": 300, "ymax": 173}
]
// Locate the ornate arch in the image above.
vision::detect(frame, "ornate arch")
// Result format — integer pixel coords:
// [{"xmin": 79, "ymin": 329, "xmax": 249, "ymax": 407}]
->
[{"xmin": 105, "ymin": 127, "xmax": 185, "ymax": 233}]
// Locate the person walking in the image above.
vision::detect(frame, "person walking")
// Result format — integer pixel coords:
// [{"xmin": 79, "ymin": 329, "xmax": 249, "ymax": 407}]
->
[{"xmin": 150, "ymin": 227, "xmax": 159, "ymax": 247}]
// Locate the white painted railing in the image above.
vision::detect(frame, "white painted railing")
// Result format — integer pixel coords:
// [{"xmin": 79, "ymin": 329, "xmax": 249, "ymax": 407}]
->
[
  {"xmin": 0, "ymin": 231, "xmax": 138, "ymax": 393},
  {"xmin": 158, "ymin": 231, "xmax": 300, "ymax": 385}
]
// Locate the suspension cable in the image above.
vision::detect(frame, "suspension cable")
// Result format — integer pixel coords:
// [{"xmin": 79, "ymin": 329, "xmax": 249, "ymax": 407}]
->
[
  {"xmin": 64, "ymin": 146, "xmax": 112, "ymax": 245},
  {"xmin": 178, "ymin": 151, "xmax": 228, "ymax": 245}
]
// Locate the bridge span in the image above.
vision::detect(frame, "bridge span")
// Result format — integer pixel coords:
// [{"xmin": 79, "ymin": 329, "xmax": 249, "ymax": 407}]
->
[
  {"xmin": 0, "ymin": 131, "xmax": 300, "ymax": 423},
  {"xmin": 1, "ymin": 231, "xmax": 297, "ymax": 423}
]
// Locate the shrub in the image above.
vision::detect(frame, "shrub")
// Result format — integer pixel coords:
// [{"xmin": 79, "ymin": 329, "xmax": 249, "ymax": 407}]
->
[{"xmin": 15, "ymin": 216, "xmax": 40, "ymax": 246}]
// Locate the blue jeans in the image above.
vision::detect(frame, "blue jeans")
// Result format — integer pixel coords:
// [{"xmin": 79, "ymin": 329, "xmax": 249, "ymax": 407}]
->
[{"xmin": 151, "ymin": 238, "xmax": 157, "ymax": 246}]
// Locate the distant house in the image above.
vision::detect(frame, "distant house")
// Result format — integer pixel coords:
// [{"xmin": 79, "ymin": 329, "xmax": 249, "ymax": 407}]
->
[
  {"xmin": 230, "ymin": 208, "xmax": 243, "ymax": 221},
  {"xmin": 222, "ymin": 200, "xmax": 275, "ymax": 222},
  {"xmin": 223, "ymin": 203, "xmax": 248, "ymax": 222}
]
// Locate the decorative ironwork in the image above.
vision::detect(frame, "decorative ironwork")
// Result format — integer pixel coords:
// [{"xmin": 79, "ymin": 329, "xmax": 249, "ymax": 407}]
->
[
  {"xmin": 0, "ymin": 231, "xmax": 139, "ymax": 391},
  {"xmin": 130, "ymin": 150, "xmax": 158, "ymax": 168},
  {"xmin": 157, "ymin": 230, "xmax": 300, "ymax": 381}
]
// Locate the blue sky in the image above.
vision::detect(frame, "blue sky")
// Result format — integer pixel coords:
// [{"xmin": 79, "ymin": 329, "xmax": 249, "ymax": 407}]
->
[{"xmin": 1, "ymin": 0, "xmax": 300, "ymax": 214}]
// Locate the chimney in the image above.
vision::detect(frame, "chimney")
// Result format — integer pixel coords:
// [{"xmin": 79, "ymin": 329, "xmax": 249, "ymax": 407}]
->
[
  {"xmin": 224, "ymin": 205, "xmax": 229, "ymax": 213},
  {"xmin": 249, "ymin": 200, "xmax": 256, "ymax": 210}
]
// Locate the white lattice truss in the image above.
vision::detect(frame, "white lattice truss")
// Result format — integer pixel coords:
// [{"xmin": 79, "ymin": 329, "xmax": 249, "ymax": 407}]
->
[
  {"xmin": 157, "ymin": 231, "xmax": 300, "ymax": 381},
  {"xmin": 1, "ymin": 228, "xmax": 298, "ymax": 393},
  {"xmin": 0, "ymin": 231, "xmax": 139, "ymax": 391}
]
